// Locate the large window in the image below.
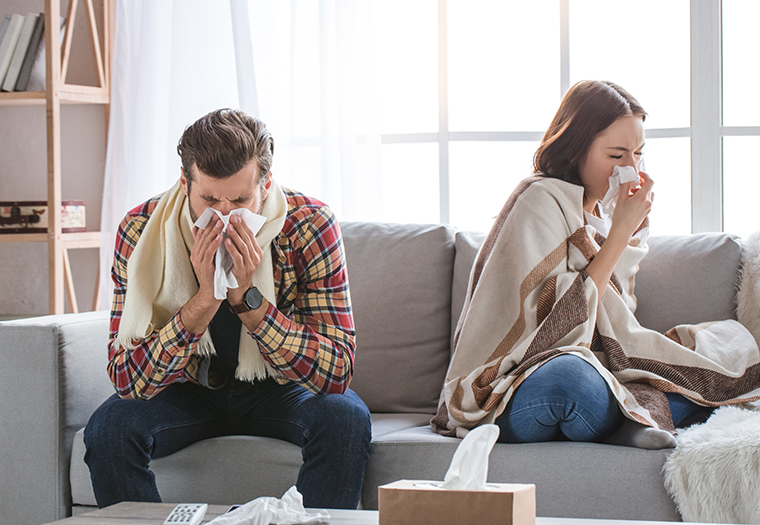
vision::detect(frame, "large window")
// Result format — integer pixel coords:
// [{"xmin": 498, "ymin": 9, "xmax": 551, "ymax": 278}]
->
[
  {"xmin": 261, "ymin": 0, "xmax": 759, "ymax": 236},
  {"xmin": 722, "ymin": 0, "xmax": 760, "ymax": 238}
]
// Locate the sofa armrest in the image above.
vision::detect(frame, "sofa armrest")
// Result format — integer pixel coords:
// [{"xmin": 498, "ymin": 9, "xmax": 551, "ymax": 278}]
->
[{"xmin": 0, "ymin": 311, "xmax": 111, "ymax": 525}]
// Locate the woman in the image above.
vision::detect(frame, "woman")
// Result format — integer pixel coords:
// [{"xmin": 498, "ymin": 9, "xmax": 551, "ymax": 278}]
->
[{"xmin": 432, "ymin": 80, "xmax": 760, "ymax": 448}]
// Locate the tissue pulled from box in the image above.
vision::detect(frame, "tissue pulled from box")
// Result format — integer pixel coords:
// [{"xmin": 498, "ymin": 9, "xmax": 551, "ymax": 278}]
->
[
  {"xmin": 206, "ymin": 486, "xmax": 329, "ymax": 525},
  {"xmin": 439, "ymin": 424, "xmax": 500, "ymax": 490},
  {"xmin": 193, "ymin": 208, "xmax": 266, "ymax": 300}
]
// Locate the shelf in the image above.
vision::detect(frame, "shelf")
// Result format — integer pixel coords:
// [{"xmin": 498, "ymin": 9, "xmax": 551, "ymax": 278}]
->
[
  {"xmin": 1, "ymin": 0, "xmax": 114, "ymax": 315},
  {"xmin": 0, "ymin": 230, "xmax": 101, "ymax": 247},
  {"xmin": 0, "ymin": 232, "xmax": 47, "ymax": 242},
  {"xmin": 0, "ymin": 85, "xmax": 109, "ymax": 106}
]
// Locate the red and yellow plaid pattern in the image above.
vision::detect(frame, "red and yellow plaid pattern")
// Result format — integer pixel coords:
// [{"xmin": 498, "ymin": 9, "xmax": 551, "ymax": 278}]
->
[{"xmin": 107, "ymin": 189, "xmax": 355, "ymax": 400}]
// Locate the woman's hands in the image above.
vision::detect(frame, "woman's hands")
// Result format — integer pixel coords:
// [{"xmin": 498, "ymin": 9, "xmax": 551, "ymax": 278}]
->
[
  {"xmin": 610, "ymin": 171, "xmax": 654, "ymax": 240},
  {"xmin": 586, "ymin": 171, "xmax": 653, "ymax": 303}
]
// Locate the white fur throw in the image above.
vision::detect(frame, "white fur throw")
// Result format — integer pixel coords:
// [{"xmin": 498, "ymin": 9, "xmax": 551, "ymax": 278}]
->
[
  {"xmin": 663, "ymin": 404, "xmax": 760, "ymax": 523},
  {"xmin": 738, "ymin": 232, "xmax": 760, "ymax": 348},
  {"xmin": 662, "ymin": 233, "xmax": 760, "ymax": 523}
]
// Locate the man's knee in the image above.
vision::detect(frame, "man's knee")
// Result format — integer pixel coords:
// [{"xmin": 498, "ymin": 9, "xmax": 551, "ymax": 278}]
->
[
  {"xmin": 84, "ymin": 395, "xmax": 145, "ymax": 453},
  {"xmin": 306, "ymin": 389, "xmax": 371, "ymax": 446}
]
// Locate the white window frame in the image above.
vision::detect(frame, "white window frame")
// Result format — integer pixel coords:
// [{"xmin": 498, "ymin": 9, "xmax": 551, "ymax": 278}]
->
[{"xmin": 379, "ymin": 0, "xmax": 748, "ymax": 233}]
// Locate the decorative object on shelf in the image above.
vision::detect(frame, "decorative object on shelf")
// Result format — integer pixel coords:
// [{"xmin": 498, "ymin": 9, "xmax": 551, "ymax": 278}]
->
[{"xmin": 0, "ymin": 200, "xmax": 85, "ymax": 233}]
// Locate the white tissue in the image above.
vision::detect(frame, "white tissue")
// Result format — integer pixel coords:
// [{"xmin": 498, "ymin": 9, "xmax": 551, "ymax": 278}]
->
[
  {"xmin": 206, "ymin": 486, "xmax": 330, "ymax": 525},
  {"xmin": 440, "ymin": 424, "xmax": 500, "ymax": 490},
  {"xmin": 193, "ymin": 208, "xmax": 267, "ymax": 300},
  {"xmin": 599, "ymin": 165, "xmax": 640, "ymax": 218}
]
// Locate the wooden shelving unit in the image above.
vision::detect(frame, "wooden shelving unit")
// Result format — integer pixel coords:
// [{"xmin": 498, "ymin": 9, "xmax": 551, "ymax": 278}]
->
[{"xmin": 0, "ymin": 0, "xmax": 114, "ymax": 314}]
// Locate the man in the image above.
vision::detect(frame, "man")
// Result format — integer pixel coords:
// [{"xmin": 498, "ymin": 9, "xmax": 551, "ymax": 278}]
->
[{"xmin": 84, "ymin": 109, "xmax": 371, "ymax": 509}]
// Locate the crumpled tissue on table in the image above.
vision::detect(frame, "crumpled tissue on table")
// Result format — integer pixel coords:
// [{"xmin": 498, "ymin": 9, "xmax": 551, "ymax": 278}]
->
[
  {"xmin": 417, "ymin": 424, "xmax": 501, "ymax": 491},
  {"xmin": 193, "ymin": 208, "xmax": 266, "ymax": 300},
  {"xmin": 206, "ymin": 486, "xmax": 330, "ymax": 525}
]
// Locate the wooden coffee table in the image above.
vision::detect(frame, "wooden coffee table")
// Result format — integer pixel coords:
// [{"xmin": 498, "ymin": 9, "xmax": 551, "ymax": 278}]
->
[
  {"xmin": 43, "ymin": 503, "xmax": 707, "ymax": 525},
  {"xmin": 43, "ymin": 502, "xmax": 379, "ymax": 524}
]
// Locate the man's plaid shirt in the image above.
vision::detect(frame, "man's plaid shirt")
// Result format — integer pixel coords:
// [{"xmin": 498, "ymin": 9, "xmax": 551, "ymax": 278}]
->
[{"xmin": 108, "ymin": 188, "xmax": 356, "ymax": 400}]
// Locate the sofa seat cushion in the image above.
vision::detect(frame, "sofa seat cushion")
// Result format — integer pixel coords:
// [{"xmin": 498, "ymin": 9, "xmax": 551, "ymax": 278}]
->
[
  {"xmin": 70, "ymin": 429, "xmax": 304, "ymax": 508},
  {"xmin": 70, "ymin": 413, "xmax": 435, "ymax": 507},
  {"xmin": 363, "ymin": 425, "xmax": 679, "ymax": 521}
]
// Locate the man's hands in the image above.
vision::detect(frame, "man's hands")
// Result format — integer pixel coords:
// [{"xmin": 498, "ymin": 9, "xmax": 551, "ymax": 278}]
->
[
  {"xmin": 182, "ymin": 214, "xmax": 224, "ymax": 334},
  {"xmin": 182, "ymin": 213, "xmax": 268, "ymax": 334},
  {"xmin": 224, "ymin": 214, "xmax": 264, "ymax": 307}
]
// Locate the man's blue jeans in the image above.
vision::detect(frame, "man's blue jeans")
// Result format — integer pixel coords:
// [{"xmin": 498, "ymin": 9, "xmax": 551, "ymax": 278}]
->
[
  {"xmin": 84, "ymin": 378, "xmax": 371, "ymax": 509},
  {"xmin": 495, "ymin": 354, "xmax": 708, "ymax": 443}
]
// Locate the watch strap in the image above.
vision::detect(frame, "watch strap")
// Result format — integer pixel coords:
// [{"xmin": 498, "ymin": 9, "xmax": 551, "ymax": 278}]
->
[{"xmin": 230, "ymin": 286, "xmax": 263, "ymax": 313}]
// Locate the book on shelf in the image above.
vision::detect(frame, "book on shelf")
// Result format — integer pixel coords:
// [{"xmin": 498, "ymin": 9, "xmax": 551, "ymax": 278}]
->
[
  {"xmin": 14, "ymin": 13, "xmax": 43, "ymax": 91},
  {"xmin": 0, "ymin": 16, "xmax": 10, "ymax": 44},
  {"xmin": 0, "ymin": 13, "xmax": 24, "ymax": 87},
  {"xmin": 2, "ymin": 13, "xmax": 38, "ymax": 92},
  {"xmin": 26, "ymin": 16, "xmax": 66, "ymax": 92}
]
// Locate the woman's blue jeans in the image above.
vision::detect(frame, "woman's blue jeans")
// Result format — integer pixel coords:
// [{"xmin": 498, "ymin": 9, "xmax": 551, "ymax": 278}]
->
[
  {"xmin": 495, "ymin": 354, "xmax": 708, "ymax": 443},
  {"xmin": 83, "ymin": 378, "xmax": 371, "ymax": 509}
]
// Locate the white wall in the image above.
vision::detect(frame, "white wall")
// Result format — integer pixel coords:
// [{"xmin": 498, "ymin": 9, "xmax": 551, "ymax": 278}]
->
[{"xmin": 0, "ymin": 0, "xmax": 106, "ymax": 316}]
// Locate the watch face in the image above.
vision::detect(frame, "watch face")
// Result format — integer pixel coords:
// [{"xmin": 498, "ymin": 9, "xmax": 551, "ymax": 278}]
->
[{"xmin": 244, "ymin": 287, "xmax": 263, "ymax": 310}]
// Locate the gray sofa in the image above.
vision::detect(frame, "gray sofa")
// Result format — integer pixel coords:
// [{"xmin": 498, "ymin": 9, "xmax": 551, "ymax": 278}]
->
[{"xmin": 0, "ymin": 221, "xmax": 744, "ymax": 525}]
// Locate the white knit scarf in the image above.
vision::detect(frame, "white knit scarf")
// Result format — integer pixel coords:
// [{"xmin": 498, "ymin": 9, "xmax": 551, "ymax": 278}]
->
[{"xmin": 115, "ymin": 178, "xmax": 288, "ymax": 382}]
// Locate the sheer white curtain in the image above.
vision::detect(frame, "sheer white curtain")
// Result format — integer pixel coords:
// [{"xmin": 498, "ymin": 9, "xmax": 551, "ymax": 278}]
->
[
  {"xmin": 244, "ymin": 0, "xmax": 383, "ymax": 222},
  {"xmin": 99, "ymin": 0, "xmax": 383, "ymax": 310}
]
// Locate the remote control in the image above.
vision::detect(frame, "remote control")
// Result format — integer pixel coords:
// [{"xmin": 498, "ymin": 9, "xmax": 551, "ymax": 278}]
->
[{"xmin": 163, "ymin": 503, "xmax": 208, "ymax": 525}]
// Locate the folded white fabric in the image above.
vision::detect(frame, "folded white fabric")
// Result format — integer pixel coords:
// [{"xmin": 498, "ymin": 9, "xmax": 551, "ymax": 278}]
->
[
  {"xmin": 206, "ymin": 486, "xmax": 330, "ymax": 525},
  {"xmin": 194, "ymin": 208, "xmax": 267, "ymax": 300}
]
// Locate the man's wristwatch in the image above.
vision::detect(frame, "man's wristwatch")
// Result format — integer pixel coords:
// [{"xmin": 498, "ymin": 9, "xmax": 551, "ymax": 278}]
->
[{"xmin": 230, "ymin": 286, "xmax": 263, "ymax": 313}]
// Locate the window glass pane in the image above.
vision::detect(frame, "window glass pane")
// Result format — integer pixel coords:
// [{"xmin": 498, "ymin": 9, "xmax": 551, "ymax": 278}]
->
[
  {"xmin": 723, "ymin": 137, "xmax": 760, "ymax": 238},
  {"xmin": 722, "ymin": 1, "xmax": 760, "ymax": 126},
  {"xmin": 449, "ymin": 141, "xmax": 539, "ymax": 232},
  {"xmin": 642, "ymin": 137, "xmax": 691, "ymax": 236},
  {"xmin": 373, "ymin": 0, "xmax": 438, "ymax": 134},
  {"xmin": 448, "ymin": 1, "xmax": 560, "ymax": 132},
  {"xmin": 569, "ymin": 0, "xmax": 690, "ymax": 130},
  {"xmin": 380, "ymin": 143, "xmax": 439, "ymax": 223}
]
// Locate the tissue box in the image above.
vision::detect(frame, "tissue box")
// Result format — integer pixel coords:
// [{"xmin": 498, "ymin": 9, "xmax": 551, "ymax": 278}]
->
[
  {"xmin": 378, "ymin": 479, "xmax": 536, "ymax": 525},
  {"xmin": 0, "ymin": 200, "xmax": 86, "ymax": 234}
]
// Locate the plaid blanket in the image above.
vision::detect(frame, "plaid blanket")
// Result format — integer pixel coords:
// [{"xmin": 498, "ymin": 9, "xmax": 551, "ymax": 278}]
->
[{"xmin": 433, "ymin": 176, "xmax": 760, "ymax": 438}]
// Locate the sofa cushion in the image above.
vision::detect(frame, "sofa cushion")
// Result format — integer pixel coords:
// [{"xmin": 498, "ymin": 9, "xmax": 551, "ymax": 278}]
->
[
  {"xmin": 452, "ymin": 231, "xmax": 743, "ymax": 335},
  {"xmin": 341, "ymin": 222, "xmax": 455, "ymax": 413},
  {"xmin": 363, "ymin": 427, "xmax": 679, "ymax": 521},
  {"xmin": 452, "ymin": 231, "xmax": 487, "ymax": 347},
  {"xmin": 69, "ymin": 413, "xmax": 435, "ymax": 507},
  {"xmin": 636, "ymin": 233, "xmax": 742, "ymax": 333},
  {"xmin": 70, "ymin": 429, "xmax": 304, "ymax": 508}
]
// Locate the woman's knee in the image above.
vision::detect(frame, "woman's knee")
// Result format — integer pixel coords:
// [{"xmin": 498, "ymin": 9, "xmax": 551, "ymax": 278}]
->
[{"xmin": 521, "ymin": 354, "xmax": 610, "ymax": 401}]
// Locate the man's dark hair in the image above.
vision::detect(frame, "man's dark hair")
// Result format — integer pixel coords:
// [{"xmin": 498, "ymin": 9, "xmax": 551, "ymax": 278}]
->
[
  {"xmin": 177, "ymin": 109, "xmax": 274, "ymax": 187},
  {"xmin": 533, "ymin": 80, "xmax": 647, "ymax": 187}
]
